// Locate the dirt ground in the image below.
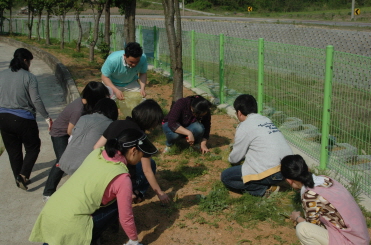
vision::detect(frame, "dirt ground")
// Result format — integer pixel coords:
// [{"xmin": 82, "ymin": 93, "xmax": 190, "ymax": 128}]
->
[{"xmin": 96, "ymin": 82, "xmax": 301, "ymax": 245}]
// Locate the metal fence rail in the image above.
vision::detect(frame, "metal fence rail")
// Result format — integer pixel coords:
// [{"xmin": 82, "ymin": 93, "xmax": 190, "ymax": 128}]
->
[{"xmin": 2, "ymin": 17, "xmax": 370, "ymax": 196}]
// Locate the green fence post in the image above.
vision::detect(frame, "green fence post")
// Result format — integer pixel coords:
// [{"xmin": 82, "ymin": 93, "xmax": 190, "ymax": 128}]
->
[
  {"xmin": 191, "ymin": 30, "xmax": 196, "ymax": 88},
  {"xmin": 58, "ymin": 20, "xmax": 61, "ymax": 40},
  {"xmin": 50, "ymin": 20, "xmax": 52, "ymax": 39},
  {"xmin": 68, "ymin": 20, "xmax": 71, "ymax": 43},
  {"xmin": 42, "ymin": 19, "xmax": 45, "ymax": 39},
  {"xmin": 22, "ymin": 19, "xmax": 24, "ymax": 35},
  {"xmin": 112, "ymin": 23, "xmax": 116, "ymax": 52},
  {"xmin": 153, "ymin": 26, "xmax": 158, "ymax": 68},
  {"xmin": 319, "ymin": 45, "xmax": 334, "ymax": 169},
  {"xmin": 15, "ymin": 20, "xmax": 17, "ymax": 34},
  {"xmin": 139, "ymin": 25, "xmax": 143, "ymax": 47},
  {"xmin": 219, "ymin": 33, "xmax": 225, "ymax": 104},
  {"xmin": 257, "ymin": 38, "xmax": 265, "ymax": 114}
]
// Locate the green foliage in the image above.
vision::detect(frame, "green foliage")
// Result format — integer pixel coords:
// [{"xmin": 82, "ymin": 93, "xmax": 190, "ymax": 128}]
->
[
  {"xmin": 72, "ymin": 52, "xmax": 84, "ymax": 58},
  {"xmin": 199, "ymin": 182, "xmax": 229, "ymax": 214},
  {"xmin": 97, "ymin": 41, "xmax": 110, "ymax": 59},
  {"xmin": 187, "ymin": 0, "xmax": 212, "ymax": 11}
]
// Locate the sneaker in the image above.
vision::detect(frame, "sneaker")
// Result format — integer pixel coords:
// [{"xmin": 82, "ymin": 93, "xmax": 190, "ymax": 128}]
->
[
  {"xmin": 163, "ymin": 146, "xmax": 171, "ymax": 153},
  {"xmin": 264, "ymin": 185, "xmax": 280, "ymax": 198},
  {"xmin": 43, "ymin": 195, "xmax": 50, "ymax": 203}
]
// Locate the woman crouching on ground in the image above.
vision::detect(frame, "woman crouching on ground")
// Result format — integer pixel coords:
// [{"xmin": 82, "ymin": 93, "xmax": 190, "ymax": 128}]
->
[
  {"xmin": 281, "ymin": 154, "xmax": 370, "ymax": 245},
  {"xmin": 29, "ymin": 128, "xmax": 157, "ymax": 245}
]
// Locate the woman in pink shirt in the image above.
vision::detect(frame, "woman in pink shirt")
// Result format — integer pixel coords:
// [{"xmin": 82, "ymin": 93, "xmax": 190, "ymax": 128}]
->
[
  {"xmin": 281, "ymin": 155, "xmax": 370, "ymax": 245},
  {"xmin": 30, "ymin": 128, "xmax": 157, "ymax": 245}
]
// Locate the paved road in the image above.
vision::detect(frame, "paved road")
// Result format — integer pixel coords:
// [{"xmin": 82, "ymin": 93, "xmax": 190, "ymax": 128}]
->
[{"xmin": 0, "ymin": 42, "xmax": 66, "ymax": 245}]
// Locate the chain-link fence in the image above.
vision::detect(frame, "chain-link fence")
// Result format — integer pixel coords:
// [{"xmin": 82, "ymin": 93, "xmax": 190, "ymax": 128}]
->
[{"xmin": 2, "ymin": 17, "xmax": 371, "ymax": 196}]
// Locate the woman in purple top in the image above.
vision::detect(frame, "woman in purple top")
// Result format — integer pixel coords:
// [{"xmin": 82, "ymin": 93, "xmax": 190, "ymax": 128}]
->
[
  {"xmin": 162, "ymin": 95, "xmax": 212, "ymax": 154},
  {"xmin": 42, "ymin": 81, "xmax": 110, "ymax": 201}
]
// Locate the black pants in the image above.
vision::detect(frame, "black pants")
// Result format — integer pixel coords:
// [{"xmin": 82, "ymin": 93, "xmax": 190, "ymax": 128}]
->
[
  {"xmin": 0, "ymin": 113, "xmax": 41, "ymax": 179},
  {"xmin": 43, "ymin": 135, "xmax": 69, "ymax": 196}
]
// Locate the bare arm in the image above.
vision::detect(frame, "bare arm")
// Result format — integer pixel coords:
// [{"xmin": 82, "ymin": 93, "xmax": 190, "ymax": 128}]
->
[
  {"xmin": 138, "ymin": 73, "xmax": 147, "ymax": 97},
  {"xmin": 141, "ymin": 157, "xmax": 170, "ymax": 203},
  {"xmin": 94, "ymin": 135, "xmax": 107, "ymax": 149},
  {"xmin": 174, "ymin": 126, "xmax": 195, "ymax": 145},
  {"xmin": 102, "ymin": 74, "xmax": 124, "ymax": 100},
  {"xmin": 67, "ymin": 123, "xmax": 75, "ymax": 135}
]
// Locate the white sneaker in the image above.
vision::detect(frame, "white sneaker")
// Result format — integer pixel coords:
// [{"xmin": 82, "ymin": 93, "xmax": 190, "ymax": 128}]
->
[{"xmin": 43, "ymin": 195, "xmax": 50, "ymax": 203}]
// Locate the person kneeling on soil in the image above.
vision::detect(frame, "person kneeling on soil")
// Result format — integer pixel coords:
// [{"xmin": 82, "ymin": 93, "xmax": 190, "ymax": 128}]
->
[
  {"xmin": 29, "ymin": 129, "xmax": 157, "ymax": 245},
  {"xmin": 281, "ymin": 154, "xmax": 370, "ymax": 245},
  {"xmin": 162, "ymin": 95, "xmax": 212, "ymax": 154},
  {"xmin": 221, "ymin": 94, "xmax": 292, "ymax": 197}
]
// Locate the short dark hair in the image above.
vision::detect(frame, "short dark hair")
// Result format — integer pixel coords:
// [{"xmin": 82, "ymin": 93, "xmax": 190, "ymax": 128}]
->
[
  {"xmin": 125, "ymin": 42, "xmax": 143, "ymax": 58},
  {"xmin": 105, "ymin": 128, "xmax": 144, "ymax": 157},
  {"xmin": 9, "ymin": 48, "xmax": 33, "ymax": 72},
  {"xmin": 233, "ymin": 94, "xmax": 257, "ymax": 116},
  {"xmin": 132, "ymin": 99, "xmax": 164, "ymax": 131},
  {"xmin": 81, "ymin": 81, "xmax": 110, "ymax": 115},
  {"xmin": 189, "ymin": 95, "xmax": 211, "ymax": 118},
  {"xmin": 93, "ymin": 98, "xmax": 118, "ymax": 121},
  {"xmin": 280, "ymin": 155, "xmax": 314, "ymax": 188}
]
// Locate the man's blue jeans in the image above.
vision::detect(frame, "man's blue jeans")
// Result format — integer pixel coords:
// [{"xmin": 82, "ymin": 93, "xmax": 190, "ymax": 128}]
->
[
  {"xmin": 221, "ymin": 165, "xmax": 283, "ymax": 196},
  {"xmin": 162, "ymin": 122, "xmax": 205, "ymax": 147}
]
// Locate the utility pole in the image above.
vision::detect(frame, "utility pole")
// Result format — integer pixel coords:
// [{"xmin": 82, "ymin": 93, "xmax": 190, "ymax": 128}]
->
[{"xmin": 351, "ymin": 0, "xmax": 355, "ymax": 20}]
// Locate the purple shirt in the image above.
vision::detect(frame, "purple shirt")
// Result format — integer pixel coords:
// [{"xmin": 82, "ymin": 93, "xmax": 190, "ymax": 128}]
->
[{"xmin": 163, "ymin": 97, "xmax": 211, "ymax": 139}]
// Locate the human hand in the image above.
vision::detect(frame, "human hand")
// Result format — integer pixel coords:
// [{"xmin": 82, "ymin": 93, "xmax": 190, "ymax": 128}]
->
[
  {"xmin": 200, "ymin": 141, "xmax": 209, "ymax": 154},
  {"xmin": 157, "ymin": 191, "xmax": 170, "ymax": 204},
  {"xmin": 123, "ymin": 239, "xmax": 142, "ymax": 245},
  {"xmin": 289, "ymin": 211, "xmax": 302, "ymax": 223},
  {"xmin": 114, "ymin": 89, "xmax": 124, "ymax": 100},
  {"xmin": 45, "ymin": 118, "xmax": 53, "ymax": 131},
  {"xmin": 140, "ymin": 88, "xmax": 146, "ymax": 98},
  {"xmin": 186, "ymin": 133, "xmax": 195, "ymax": 145}
]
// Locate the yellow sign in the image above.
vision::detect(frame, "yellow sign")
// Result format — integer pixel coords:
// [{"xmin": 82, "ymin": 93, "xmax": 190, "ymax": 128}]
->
[
  {"xmin": 355, "ymin": 8, "xmax": 360, "ymax": 15},
  {"xmin": 248, "ymin": 6, "xmax": 252, "ymax": 12}
]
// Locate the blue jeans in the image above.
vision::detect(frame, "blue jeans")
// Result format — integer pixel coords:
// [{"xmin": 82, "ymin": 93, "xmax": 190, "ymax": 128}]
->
[
  {"xmin": 221, "ymin": 165, "xmax": 283, "ymax": 196},
  {"xmin": 43, "ymin": 201, "xmax": 119, "ymax": 245},
  {"xmin": 133, "ymin": 159, "xmax": 156, "ymax": 196},
  {"xmin": 43, "ymin": 135, "xmax": 69, "ymax": 196},
  {"xmin": 162, "ymin": 122, "xmax": 205, "ymax": 146}
]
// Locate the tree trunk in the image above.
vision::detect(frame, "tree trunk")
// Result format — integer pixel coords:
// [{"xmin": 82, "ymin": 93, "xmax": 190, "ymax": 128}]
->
[
  {"xmin": 60, "ymin": 14, "xmax": 66, "ymax": 49},
  {"xmin": 0, "ymin": 10, "xmax": 3, "ymax": 34},
  {"xmin": 27, "ymin": 10, "xmax": 34, "ymax": 39},
  {"xmin": 76, "ymin": 11, "xmax": 82, "ymax": 52},
  {"xmin": 37, "ymin": 12, "xmax": 42, "ymax": 41},
  {"xmin": 9, "ymin": 8, "xmax": 12, "ymax": 35},
  {"xmin": 104, "ymin": 0, "xmax": 110, "ymax": 46},
  {"xmin": 124, "ymin": 0, "xmax": 136, "ymax": 44},
  {"xmin": 46, "ymin": 12, "xmax": 50, "ymax": 45},
  {"xmin": 163, "ymin": 0, "xmax": 183, "ymax": 102},
  {"xmin": 89, "ymin": 10, "xmax": 103, "ymax": 62}
]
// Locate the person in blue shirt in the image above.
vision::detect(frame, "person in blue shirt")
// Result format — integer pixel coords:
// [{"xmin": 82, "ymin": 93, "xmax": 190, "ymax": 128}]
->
[{"xmin": 101, "ymin": 42, "xmax": 148, "ymax": 100}]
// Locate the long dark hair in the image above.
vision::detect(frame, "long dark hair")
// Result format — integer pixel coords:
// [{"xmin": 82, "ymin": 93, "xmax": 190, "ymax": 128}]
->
[
  {"xmin": 280, "ymin": 155, "xmax": 314, "ymax": 188},
  {"xmin": 189, "ymin": 95, "xmax": 211, "ymax": 118},
  {"xmin": 81, "ymin": 81, "xmax": 110, "ymax": 115},
  {"xmin": 9, "ymin": 48, "xmax": 33, "ymax": 72},
  {"xmin": 132, "ymin": 99, "xmax": 163, "ymax": 131},
  {"xmin": 92, "ymin": 98, "xmax": 118, "ymax": 121},
  {"xmin": 105, "ymin": 128, "xmax": 144, "ymax": 158}
]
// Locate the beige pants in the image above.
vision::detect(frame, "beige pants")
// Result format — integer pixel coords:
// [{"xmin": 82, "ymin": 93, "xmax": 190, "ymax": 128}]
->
[
  {"xmin": 296, "ymin": 222, "xmax": 329, "ymax": 245},
  {"xmin": 102, "ymin": 81, "xmax": 141, "ymax": 100}
]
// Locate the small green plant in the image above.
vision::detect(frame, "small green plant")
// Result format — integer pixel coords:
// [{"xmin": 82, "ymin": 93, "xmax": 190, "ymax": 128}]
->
[
  {"xmin": 199, "ymin": 182, "xmax": 229, "ymax": 214},
  {"xmin": 72, "ymin": 52, "xmax": 84, "ymax": 58},
  {"xmin": 213, "ymin": 147, "xmax": 221, "ymax": 155}
]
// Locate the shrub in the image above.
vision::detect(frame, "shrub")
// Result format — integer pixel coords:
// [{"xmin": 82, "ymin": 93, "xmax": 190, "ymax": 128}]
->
[{"xmin": 187, "ymin": 0, "xmax": 212, "ymax": 11}]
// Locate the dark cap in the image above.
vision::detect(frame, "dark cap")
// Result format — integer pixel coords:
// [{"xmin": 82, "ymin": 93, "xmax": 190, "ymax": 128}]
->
[{"xmin": 121, "ymin": 133, "xmax": 157, "ymax": 156}]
